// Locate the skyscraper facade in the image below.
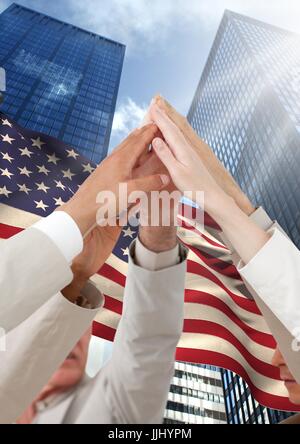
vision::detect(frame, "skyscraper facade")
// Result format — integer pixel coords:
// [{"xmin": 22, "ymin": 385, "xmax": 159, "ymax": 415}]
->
[
  {"xmin": 187, "ymin": 10, "xmax": 300, "ymax": 424},
  {"xmin": 0, "ymin": 3, "xmax": 125, "ymax": 163},
  {"xmin": 164, "ymin": 362, "xmax": 227, "ymax": 424}
]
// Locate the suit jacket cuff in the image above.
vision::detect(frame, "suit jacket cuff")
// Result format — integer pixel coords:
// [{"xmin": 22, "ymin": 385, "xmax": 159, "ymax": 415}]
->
[{"xmin": 238, "ymin": 228, "xmax": 300, "ymax": 335}]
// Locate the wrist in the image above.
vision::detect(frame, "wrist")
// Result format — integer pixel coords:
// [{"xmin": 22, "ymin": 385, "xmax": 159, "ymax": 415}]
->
[
  {"xmin": 139, "ymin": 226, "xmax": 178, "ymax": 253},
  {"xmin": 62, "ymin": 276, "xmax": 87, "ymax": 303}
]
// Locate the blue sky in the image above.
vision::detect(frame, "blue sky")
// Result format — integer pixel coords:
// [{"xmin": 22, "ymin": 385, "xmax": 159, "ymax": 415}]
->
[{"xmin": 0, "ymin": 0, "xmax": 299, "ymax": 152}]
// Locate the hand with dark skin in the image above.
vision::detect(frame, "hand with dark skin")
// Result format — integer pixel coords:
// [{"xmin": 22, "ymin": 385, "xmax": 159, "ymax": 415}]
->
[{"xmin": 61, "ymin": 124, "xmax": 171, "ymax": 302}]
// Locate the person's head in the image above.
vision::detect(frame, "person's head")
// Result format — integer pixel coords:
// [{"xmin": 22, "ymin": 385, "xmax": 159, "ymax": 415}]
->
[
  {"xmin": 272, "ymin": 348, "xmax": 300, "ymax": 405},
  {"xmin": 42, "ymin": 328, "xmax": 92, "ymax": 395}
]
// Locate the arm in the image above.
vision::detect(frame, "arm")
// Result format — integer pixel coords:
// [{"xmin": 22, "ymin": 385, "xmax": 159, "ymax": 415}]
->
[
  {"xmin": 75, "ymin": 225, "xmax": 187, "ymax": 424},
  {"xmin": 0, "ymin": 124, "xmax": 166, "ymax": 332},
  {"xmin": 0, "ymin": 283, "xmax": 102, "ymax": 424},
  {"xmin": 150, "ymin": 101, "xmax": 300, "ymax": 381}
]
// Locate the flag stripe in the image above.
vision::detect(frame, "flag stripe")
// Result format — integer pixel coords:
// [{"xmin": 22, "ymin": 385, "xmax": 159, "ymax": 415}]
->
[
  {"xmin": 175, "ymin": 349, "xmax": 298, "ymax": 412},
  {"xmin": 185, "ymin": 290, "xmax": 276, "ymax": 348}
]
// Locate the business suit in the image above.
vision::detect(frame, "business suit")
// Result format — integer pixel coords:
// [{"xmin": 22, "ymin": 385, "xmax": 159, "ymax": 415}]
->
[{"xmin": 1, "ymin": 242, "xmax": 187, "ymax": 424}]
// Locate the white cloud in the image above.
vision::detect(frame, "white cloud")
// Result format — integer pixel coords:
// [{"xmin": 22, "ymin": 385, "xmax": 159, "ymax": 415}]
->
[
  {"xmin": 1, "ymin": 0, "xmax": 298, "ymax": 54},
  {"xmin": 112, "ymin": 97, "xmax": 148, "ymax": 138},
  {"xmin": 62, "ymin": 0, "xmax": 300, "ymax": 53}
]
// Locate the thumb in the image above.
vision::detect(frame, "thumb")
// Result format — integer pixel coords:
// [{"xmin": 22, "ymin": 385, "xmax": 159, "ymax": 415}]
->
[{"xmin": 127, "ymin": 173, "xmax": 170, "ymax": 195}]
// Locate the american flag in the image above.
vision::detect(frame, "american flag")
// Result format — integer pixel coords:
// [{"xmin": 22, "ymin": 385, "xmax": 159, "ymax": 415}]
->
[{"xmin": 0, "ymin": 112, "xmax": 298, "ymax": 413}]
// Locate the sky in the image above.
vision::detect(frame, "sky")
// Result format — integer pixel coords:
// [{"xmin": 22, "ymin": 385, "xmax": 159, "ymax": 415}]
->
[{"xmin": 0, "ymin": 0, "xmax": 299, "ymax": 151}]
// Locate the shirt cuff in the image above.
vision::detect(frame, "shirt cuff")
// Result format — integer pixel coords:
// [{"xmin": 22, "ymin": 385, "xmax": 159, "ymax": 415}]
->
[
  {"xmin": 134, "ymin": 237, "xmax": 181, "ymax": 271},
  {"xmin": 249, "ymin": 207, "xmax": 274, "ymax": 231},
  {"xmin": 32, "ymin": 211, "xmax": 83, "ymax": 264},
  {"xmin": 238, "ymin": 228, "xmax": 300, "ymax": 333},
  {"xmin": 75, "ymin": 280, "xmax": 104, "ymax": 310}
]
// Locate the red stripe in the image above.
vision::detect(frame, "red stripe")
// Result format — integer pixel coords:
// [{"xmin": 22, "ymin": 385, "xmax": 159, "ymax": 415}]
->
[
  {"xmin": 182, "ymin": 320, "xmax": 279, "ymax": 379},
  {"xmin": 101, "ymin": 289, "xmax": 274, "ymax": 348},
  {"xmin": 185, "ymin": 242, "xmax": 241, "ymax": 280},
  {"xmin": 99, "ymin": 263, "xmax": 127, "ymax": 287},
  {"xmin": 184, "ymin": 289, "xmax": 276, "ymax": 349},
  {"xmin": 187, "ymin": 259, "xmax": 261, "ymax": 315},
  {"xmin": 179, "ymin": 219, "xmax": 227, "ymax": 250},
  {"xmin": 175, "ymin": 348, "xmax": 300, "ymax": 412},
  {"xmin": 0, "ymin": 223, "xmax": 23, "ymax": 239},
  {"xmin": 92, "ymin": 321, "xmax": 116, "ymax": 342},
  {"xmin": 179, "ymin": 203, "xmax": 221, "ymax": 231},
  {"xmin": 103, "ymin": 294, "xmax": 123, "ymax": 315}
]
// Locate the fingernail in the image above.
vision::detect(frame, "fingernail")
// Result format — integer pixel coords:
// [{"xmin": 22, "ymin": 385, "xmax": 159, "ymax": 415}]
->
[
  {"xmin": 160, "ymin": 174, "xmax": 170, "ymax": 185},
  {"xmin": 153, "ymin": 138, "xmax": 163, "ymax": 149}
]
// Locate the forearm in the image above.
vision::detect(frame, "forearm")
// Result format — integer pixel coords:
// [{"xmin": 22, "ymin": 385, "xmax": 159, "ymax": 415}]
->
[{"xmin": 209, "ymin": 195, "xmax": 271, "ymax": 264}]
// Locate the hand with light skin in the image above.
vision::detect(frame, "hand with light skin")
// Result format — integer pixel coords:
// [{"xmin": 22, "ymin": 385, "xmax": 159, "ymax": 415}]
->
[
  {"xmin": 150, "ymin": 102, "xmax": 270, "ymax": 265},
  {"xmin": 61, "ymin": 124, "xmax": 170, "ymax": 302},
  {"xmin": 146, "ymin": 96, "xmax": 255, "ymax": 217}
]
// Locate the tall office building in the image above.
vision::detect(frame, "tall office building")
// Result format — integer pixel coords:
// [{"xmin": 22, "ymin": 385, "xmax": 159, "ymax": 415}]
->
[
  {"xmin": 0, "ymin": 3, "xmax": 125, "ymax": 163},
  {"xmin": 187, "ymin": 10, "xmax": 300, "ymax": 424},
  {"xmin": 164, "ymin": 363, "xmax": 227, "ymax": 424}
]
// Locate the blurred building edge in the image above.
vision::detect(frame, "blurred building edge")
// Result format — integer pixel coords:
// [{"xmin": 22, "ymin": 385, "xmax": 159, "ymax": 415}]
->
[
  {"xmin": 186, "ymin": 10, "xmax": 300, "ymax": 424},
  {"xmin": 0, "ymin": 3, "xmax": 125, "ymax": 163}
]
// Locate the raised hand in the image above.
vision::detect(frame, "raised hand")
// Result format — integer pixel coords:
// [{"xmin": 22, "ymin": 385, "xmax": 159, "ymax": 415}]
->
[{"xmin": 148, "ymin": 96, "xmax": 255, "ymax": 216}]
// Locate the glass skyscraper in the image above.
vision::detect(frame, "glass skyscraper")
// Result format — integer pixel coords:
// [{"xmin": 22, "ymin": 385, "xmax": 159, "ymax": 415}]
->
[
  {"xmin": 187, "ymin": 10, "xmax": 300, "ymax": 424},
  {"xmin": 164, "ymin": 362, "xmax": 227, "ymax": 424},
  {"xmin": 0, "ymin": 3, "xmax": 125, "ymax": 163}
]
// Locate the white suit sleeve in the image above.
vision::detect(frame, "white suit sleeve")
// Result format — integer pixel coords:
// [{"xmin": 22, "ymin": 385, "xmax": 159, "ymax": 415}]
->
[
  {"xmin": 0, "ymin": 282, "xmax": 103, "ymax": 424},
  {"xmin": 75, "ymin": 240, "xmax": 187, "ymax": 424},
  {"xmin": 0, "ymin": 211, "xmax": 83, "ymax": 332},
  {"xmin": 220, "ymin": 207, "xmax": 300, "ymax": 384}
]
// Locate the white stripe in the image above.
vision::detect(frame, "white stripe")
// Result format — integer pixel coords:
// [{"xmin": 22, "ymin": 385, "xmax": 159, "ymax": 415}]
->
[{"xmin": 0, "ymin": 202, "xmax": 41, "ymax": 228}]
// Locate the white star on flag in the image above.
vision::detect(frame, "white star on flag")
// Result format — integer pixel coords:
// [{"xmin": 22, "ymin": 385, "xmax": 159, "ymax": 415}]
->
[
  {"xmin": 1, "ymin": 168, "xmax": 14, "ymax": 179},
  {"xmin": 55, "ymin": 180, "xmax": 66, "ymax": 191},
  {"xmin": 62, "ymin": 169, "xmax": 75, "ymax": 180},
  {"xmin": 36, "ymin": 182, "xmax": 50, "ymax": 193},
  {"xmin": 66, "ymin": 149, "xmax": 79, "ymax": 159},
  {"xmin": 1, "ymin": 152, "xmax": 14, "ymax": 163},
  {"xmin": 1, "ymin": 134, "xmax": 15, "ymax": 144},
  {"xmin": 31, "ymin": 137, "xmax": 46, "ymax": 149},
  {"xmin": 47, "ymin": 153, "xmax": 60, "ymax": 165},
  {"xmin": 0, "ymin": 185, "xmax": 12, "ymax": 197},
  {"xmin": 17, "ymin": 184, "xmax": 32, "ymax": 195},
  {"xmin": 53, "ymin": 197, "xmax": 65, "ymax": 207},
  {"xmin": 82, "ymin": 163, "xmax": 95, "ymax": 174},
  {"xmin": 122, "ymin": 227, "xmax": 135, "ymax": 238},
  {"xmin": 18, "ymin": 166, "xmax": 33, "ymax": 177},
  {"xmin": 37, "ymin": 165, "xmax": 50, "ymax": 176},
  {"xmin": 1, "ymin": 119, "xmax": 12, "ymax": 127},
  {"xmin": 121, "ymin": 247, "xmax": 130, "ymax": 257},
  {"xmin": 19, "ymin": 147, "xmax": 33, "ymax": 158},
  {"xmin": 34, "ymin": 200, "xmax": 49, "ymax": 212}
]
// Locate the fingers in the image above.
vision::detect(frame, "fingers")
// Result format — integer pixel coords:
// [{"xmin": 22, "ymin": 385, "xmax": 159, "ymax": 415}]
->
[
  {"xmin": 150, "ymin": 104, "xmax": 191, "ymax": 164},
  {"xmin": 152, "ymin": 138, "xmax": 178, "ymax": 174},
  {"xmin": 124, "ymin": 124, "xmax": 161, "ymax": 169},
  {"xmin": 127, "ymin": 173, "xmax": 170, "ymax": 196}
]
